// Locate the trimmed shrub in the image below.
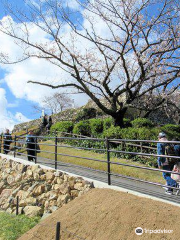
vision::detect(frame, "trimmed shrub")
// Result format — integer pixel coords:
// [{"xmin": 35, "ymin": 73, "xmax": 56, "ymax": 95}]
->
[
  {"xmin": 76, "ymin": 108, "xmax": 97, "ymax": 121},
  {"xmin": 104, "ymin": 126, "xmax": 159, "ymax": 140},
  {"xmin": 103, "ymin": 126, "xmax": 122, "ymax": 139},
  {"xmin": 103, "ymin": 118, "xmax": 114, "ymax": 131},
  {"xmin": 161, "ymin": 124, "xmax": 180, "ymax": 139},
  {"xmin": 131, "ymin": 118, "xmax": 153, "ymax": 128},
  {"xmin": 73, "ymin": 120, "xmax": 91, "ymax": 136},
  {"xmin": 89, "ymin": 119, "xmax": 103, "ymax": 137},
  {"xmin": 50, "ymin": 121, "xmax": 73, "ymax": 133}
]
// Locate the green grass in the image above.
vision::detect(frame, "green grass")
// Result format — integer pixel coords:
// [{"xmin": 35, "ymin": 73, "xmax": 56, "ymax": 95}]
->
[
  {"xmin": 0, "ymin": 212, "xmax": 40, "ymax": 240},
  {"xmin": 38, "ymin": 140, "xmax": 163, "ymax": 184}
]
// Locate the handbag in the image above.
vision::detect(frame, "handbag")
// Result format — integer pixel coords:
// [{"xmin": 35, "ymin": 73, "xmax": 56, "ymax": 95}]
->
[{"xmin": 171, "ymin": 165, "xmax": 180, "ymax": 181}]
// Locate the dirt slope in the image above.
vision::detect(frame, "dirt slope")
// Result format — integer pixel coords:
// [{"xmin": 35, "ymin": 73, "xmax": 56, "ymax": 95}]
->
[{"xmin": 18, "ymin": 188, "xmax": 180, "ymax": 240}]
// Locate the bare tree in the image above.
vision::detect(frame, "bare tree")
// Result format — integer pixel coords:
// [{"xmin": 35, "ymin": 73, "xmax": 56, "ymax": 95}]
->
[
  {"xmin": 42, "ymin": 92, "xmax": 74, "ymax": 114},
  {"xmin": 0, "ymin": 0, "xmax": 180, "ymax": 127},
  {"xmin": 32, "ymin": 92, "xmax": 74, "ymax": 114}
]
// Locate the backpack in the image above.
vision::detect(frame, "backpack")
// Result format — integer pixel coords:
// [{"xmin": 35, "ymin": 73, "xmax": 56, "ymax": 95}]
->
[{"xmin": 165, "ymin": 144, "xmax": 178, "ymax": 165}]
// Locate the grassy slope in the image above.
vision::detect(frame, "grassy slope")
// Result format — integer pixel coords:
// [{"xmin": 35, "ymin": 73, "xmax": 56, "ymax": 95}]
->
[
  {"xmin": 0, "ymin": 212, "xmax": 39, "ymax": 240},
  {"xmin": 38, "ymin": 140, "xmax": 163, "ymax": 184}
]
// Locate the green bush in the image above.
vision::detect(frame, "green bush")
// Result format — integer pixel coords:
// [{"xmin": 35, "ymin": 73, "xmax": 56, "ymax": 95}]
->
[
  {"xmin": 103, "ymin": 117, "xmax": 114, "ymax": 131},
  {"xmin": 161, "ymin": 124, "xmax": 180, "ymax": 139},
  {"xmin": 104, "ymin": 126, "xmax": 159, "ymax": 140},
  {"xmin": 123, "ymin": 118, "xmax": 132, "ymax": 128},
  {"xmin": 103, "ymin": 126, "xmax": 122, "ymax": 139},
  {"xmin": 76, "ymin": 108, "xmax": 97, "ymax": 121},
  {"xmin": 73, "ymin": 120, "xmax": 91, "ymax": 136},
  {"xmin": 89, "ymin": 118, "xmax": 103, "ymax": 137},
  {"xmin": 50, "ymin": 121, "xmax": 73, "ymax": 133},
  {"xmin": 131, "ymin": 118, "xmax": 153, "ymax": 128}
]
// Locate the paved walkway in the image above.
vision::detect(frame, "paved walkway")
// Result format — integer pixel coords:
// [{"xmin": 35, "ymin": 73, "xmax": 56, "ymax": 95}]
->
[{"xmin": 15, "ymin": 153, "xmax": 180, "ymax": 205}]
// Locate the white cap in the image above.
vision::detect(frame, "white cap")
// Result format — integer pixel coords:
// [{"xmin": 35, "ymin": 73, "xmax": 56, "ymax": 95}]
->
[{"xmin": 158, "ymin": 132, "xmax": 166, "ymax": 138}]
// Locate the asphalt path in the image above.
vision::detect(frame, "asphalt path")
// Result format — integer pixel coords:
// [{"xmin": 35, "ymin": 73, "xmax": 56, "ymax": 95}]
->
[{"xmin": 14, "ymin": 153, "xmax": 180, "ymax": 205}]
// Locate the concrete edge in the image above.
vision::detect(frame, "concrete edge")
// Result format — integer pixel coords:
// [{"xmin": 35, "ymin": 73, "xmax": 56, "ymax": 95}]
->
[{"xmin": 1, "ymin": 153, "xmax": 180, "ymax": 208}]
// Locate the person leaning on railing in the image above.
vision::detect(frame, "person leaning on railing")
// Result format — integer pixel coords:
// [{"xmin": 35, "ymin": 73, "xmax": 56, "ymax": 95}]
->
[
  {"xmin": 26, "ymin": 130, "xmax": 36, "ymax": 162},
  {"xmin": 3, "ymin": 129, "xmax": 12, "ymax": 154},
  {"xmin": 157, "ymin": 132, "xmax": 178, "ymax": 195}
]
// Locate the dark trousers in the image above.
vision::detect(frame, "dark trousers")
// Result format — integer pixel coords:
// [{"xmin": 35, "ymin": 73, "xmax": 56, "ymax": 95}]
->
[
  {"xmin": 27, "ymin": 144, "xmax": 36, "ymax": 161},
  {"xmin": 3, "ymin": 144, "xmax": 10, "ymax": 154}
]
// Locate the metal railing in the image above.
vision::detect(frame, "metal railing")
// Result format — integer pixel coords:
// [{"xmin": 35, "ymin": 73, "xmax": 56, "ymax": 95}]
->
[{"xmin": 0, "ymin": 134, "xmax": 180, "ymax": 192}]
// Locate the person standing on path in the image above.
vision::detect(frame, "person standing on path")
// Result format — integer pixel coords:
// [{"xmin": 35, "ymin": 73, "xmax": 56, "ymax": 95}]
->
[
  {"xmin": 3, "ymin": 129, "xmax": 12, "ymax": 154},
  {"xmin": 26, "ymin": 130, "xmax": 36, "ymax": 162},
  {"xmin": 157, "ymin": 132, "xmax": 178, "ymax": 195}
]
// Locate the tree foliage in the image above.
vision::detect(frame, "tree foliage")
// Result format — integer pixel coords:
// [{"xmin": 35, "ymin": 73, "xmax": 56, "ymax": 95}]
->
[{"xmin": 0, "ymin": 0, "xmax": 180, "ymax": 127}]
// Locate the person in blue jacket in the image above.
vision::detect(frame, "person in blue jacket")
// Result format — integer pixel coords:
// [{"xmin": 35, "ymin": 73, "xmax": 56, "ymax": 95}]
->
[{"xmin": 157, "ymin": 132, "xmax": 178, "ymax": 195}]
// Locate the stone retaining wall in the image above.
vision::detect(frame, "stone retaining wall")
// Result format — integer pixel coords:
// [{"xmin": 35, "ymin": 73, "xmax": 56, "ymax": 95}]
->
[{"xmin": 0, "ymin": 156, "xmax": 94, "ymax": 218}]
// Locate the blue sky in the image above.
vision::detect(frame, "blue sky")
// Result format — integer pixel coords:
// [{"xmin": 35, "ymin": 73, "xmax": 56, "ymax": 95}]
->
[{"xmin": 0, "ymin": 0, "xmax": 39, "ymax": 131}]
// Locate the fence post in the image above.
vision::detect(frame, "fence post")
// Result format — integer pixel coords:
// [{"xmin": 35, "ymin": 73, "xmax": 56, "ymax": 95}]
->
[
  {"xmin": 14, "ymin": 135, "xmax": 17, "ymax": 158},
  {"xmin": 16, "ymin": 196, "xmax": 19, "ymax": 215},
  {"xmin": 35, "ymin": 137, "xmax": 37, "ymax": 164},
  {"xmin": 0, "ymin": 134, "xmax": 2, "ymax": 153},
  {"xmin": 106, "ymin": 137, "xmax": 111, "ymax": 185},
  {"xmin": 55, "ymin": 222, "xmax": 61, "ymax": 240},
  {"xmin": 55, "ymin": 132, "xmax": 58, "ymax": 170},
  {"xmin": 140, "ymin": 142, "xmax": 143, "ymax": 153}
]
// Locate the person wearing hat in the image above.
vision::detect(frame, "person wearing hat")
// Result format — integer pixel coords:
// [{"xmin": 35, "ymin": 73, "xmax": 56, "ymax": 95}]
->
[{"xmin": 157, "ymin": 132, "xmax": 178, "ymax": 195}]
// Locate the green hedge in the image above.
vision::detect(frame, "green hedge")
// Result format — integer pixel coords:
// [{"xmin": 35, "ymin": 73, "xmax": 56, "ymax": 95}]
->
[
  {"xmin": 124, "ymin": 118, "xmax": 132, "ymax": 128},
  {"xmin": 103, "ymin": 117, "xmax": 114, "ymax": 131},
  {"xmin": 160, "ymin": 124, "xmax": 180, "ymax": 139},
  {"xmin": 73, "ymin": 120, "xmax": 91, "ymax": 136},
  {"xmin": 50, "ymin": 121, "xmax": 73, "ymax": 133},
  {"xmin": 103, "ymin": 126, "xmax": 159, "ymax": 140},
  {"xmin": 89, "ymin": 119, "xmax": 103, "ymax": 137},
  {"xmin": 131, "ymin": 118, "xmax": 153, "ymax": 128}
]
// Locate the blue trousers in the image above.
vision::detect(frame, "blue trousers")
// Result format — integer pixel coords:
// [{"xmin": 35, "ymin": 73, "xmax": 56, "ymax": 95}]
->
[{"xmin": 163, "ymin": 165, "xmax": 177, "ymax": 191}]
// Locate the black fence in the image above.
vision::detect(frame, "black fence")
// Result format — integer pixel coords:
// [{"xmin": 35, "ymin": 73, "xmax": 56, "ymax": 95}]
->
[{"xmin": 0, "ymin": 134, "xmax": 180, "ymax": 192}]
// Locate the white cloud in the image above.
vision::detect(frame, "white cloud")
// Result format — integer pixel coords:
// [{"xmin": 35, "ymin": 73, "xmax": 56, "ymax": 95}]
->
[
  {"xmin": 0, "ymin": 16, "xmax": 90, "ymax": 106},
  {"xmin": 0, "ymin": 88, "xmax": 31, "ymax": 132},
  {"xmin": 15, "ymin": 112, "xmax": 30, "ymax": 122},
  {"xmin": 7, "ymin": 100, "xmax": 19, "ymax": 108}
]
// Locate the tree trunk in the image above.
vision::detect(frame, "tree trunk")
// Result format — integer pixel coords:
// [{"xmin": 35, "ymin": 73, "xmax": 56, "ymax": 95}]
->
[
  {"xmin": 112, "ymin": 108, "xmax": 127, "ymax": 128},
  {"xmin": 143, "ymin": 110, "xmax": 152, "ymax": 118}
]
